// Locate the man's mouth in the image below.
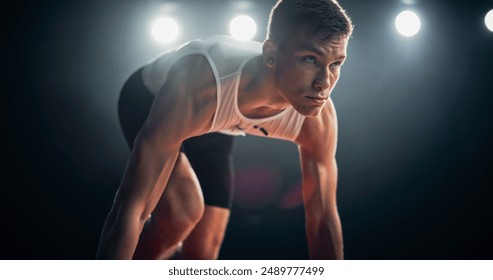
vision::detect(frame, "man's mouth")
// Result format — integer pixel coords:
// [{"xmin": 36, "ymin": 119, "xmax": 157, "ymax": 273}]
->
[{"xmin": 305, "ymin": 95, "xmax": 327, "ymax": 105}]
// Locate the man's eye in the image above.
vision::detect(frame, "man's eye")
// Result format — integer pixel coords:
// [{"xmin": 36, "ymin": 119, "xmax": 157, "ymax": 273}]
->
[
  {"xmin": 330, "ymin": 62, "xmax": 342, "ymax": 69},
  {"xmin": 304, "ymin": 56, "xmax": 317, "ymax": 63}
]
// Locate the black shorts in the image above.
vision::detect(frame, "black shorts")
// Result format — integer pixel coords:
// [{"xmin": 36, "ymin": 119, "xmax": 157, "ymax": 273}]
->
[{"xmin": 118, "ymin": 67, "xmax": 234, "ymax": 208}]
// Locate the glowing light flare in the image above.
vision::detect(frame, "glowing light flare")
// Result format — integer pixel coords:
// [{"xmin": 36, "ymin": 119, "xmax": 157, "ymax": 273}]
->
[
  {"xmin": 278, "ymin": 184, "xmax": 303, "ymax": 209},
  {"xmin": 395, "ymin": 10, "xmax": 421, "ymax": 37},
  {"xmin": 151, "ymin": 17, "xmax": 179, "ymax": 43},
  {"xmin": 234, "ymin": 167, "xmax": 281, "ymax": 209},
  {"xmin": 229, "ymin": 15, "xmax": 257, "ymax": 41},
  {"xmin": 485, "ymin": 9, "xmax": 493, "ymax": 32}
]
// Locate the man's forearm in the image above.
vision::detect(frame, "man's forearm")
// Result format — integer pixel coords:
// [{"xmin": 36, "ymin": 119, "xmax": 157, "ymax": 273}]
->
[
  {"xmin": 96, "ymin": 210, "xmax": 144, "ymax": 259},
  {"xmin": 306, "ymin": 216, "xmax": 344, "ymax": 260}
]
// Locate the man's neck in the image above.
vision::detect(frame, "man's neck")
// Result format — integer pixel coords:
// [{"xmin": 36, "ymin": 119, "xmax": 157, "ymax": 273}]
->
[{"xmin": 237, "ymin": 55, "xmax": 291, "ymax": 119}]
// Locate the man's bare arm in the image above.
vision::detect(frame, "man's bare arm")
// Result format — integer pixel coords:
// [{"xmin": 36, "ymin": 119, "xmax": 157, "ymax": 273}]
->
[
  {"xmin": 96, "ymin": 55, "xmax": 216, "ymax": 259},
  {"xmin": 295, "ymin": 99, "xmax": 343, "ymax": 259}
]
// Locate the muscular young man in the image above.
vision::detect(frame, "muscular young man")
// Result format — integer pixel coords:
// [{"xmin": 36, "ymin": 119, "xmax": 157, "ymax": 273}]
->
[{"xmin": 96, "ymin": 0, "xmax": 353, "ymax": 260}]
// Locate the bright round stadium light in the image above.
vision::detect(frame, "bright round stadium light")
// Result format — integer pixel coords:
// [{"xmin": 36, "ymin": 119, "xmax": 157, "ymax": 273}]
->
[
  {"xmin": 229, "ymin": 15, "xmax": 257, "ymax": 41},
  {"xmin": 395, "ymin": 10, "xmax": 421, "ymax": 37},
  {"xmin": 152, "ymin": 17, "xmax": 179, "ymax": 43},
  {"xmin": 485, "ymin": 9, "xmax": 493, "ymax": 32}
]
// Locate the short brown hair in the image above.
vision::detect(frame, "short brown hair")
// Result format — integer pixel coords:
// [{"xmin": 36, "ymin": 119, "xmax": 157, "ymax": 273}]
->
[{"xmin": 267, "ymin": 0, "xmax": 353, "ymax": 48}]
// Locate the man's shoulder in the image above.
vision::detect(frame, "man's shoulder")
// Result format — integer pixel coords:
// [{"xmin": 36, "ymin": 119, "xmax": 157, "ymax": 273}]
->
[
  {"xmin": 165, "ymin": 55, "xmax": 217, "ymax": 101},
  {"xmin": 150, "ymin": 53, "xmax": 218, "ymax": 137},
  {"xmin": 295, "ymin": 99, "xmax": 338, "ymax": 147}
]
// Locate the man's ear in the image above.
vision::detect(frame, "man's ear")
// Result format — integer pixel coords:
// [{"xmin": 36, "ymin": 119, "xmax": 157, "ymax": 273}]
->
[{"xmin": 262, "ymin": 39, "xmax": 277, "ymax": 68}]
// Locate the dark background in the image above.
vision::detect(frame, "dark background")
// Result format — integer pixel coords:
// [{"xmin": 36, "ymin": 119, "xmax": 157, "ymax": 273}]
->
[{"xmin": 3, "ymin": 0, "xmax": 492, "ymax": 259}]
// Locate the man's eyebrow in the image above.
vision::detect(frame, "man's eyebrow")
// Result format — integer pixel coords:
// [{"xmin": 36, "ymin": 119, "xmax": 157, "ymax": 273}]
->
[
  {"xmin": 296, "ymin": 44, "xmax": 347, "ymax": 60},
  {"xmin": 336, "ymin": 54, "xmax": 347, "ymax": 60}
]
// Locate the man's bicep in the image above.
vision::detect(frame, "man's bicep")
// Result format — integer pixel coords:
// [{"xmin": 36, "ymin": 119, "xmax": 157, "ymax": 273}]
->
[
  {"xmin": 140, "ymin": 55, "xmax": 216, "ymax": 149},
  {"xmin": 139, "ymin": 85, "xmax": 207, "ymax": 151},
  {"xmin": 138, "ymin": 98, "xmax": 182, "ymax": 151}
]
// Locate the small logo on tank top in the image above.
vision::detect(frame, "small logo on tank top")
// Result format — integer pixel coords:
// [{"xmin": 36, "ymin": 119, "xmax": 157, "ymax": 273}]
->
[{"xmin": 234, "ymin": 124, "xmax": 269, "ymax": 136}]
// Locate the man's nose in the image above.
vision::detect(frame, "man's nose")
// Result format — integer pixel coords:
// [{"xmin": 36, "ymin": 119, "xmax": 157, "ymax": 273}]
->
[{"xmin": 313, "ymin": 68, "xmax": 331, "ymax": 91}]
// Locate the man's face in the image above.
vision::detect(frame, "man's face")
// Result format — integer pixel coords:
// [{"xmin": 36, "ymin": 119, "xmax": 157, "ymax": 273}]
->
[{"xmin": 272, "ymin": 28, "xmax": 348, "ymax": 117}]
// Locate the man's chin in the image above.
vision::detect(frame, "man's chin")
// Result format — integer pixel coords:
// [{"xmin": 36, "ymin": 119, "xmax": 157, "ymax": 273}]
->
[{"xmin": 295, "ymin": 106, "xmax": 324, "ymax": 117}]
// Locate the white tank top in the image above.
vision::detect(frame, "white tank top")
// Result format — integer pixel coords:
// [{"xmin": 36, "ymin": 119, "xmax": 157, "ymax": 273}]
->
[{"xmin": 142, "ymin": 36, "xmax": 306, "ymax": 142}]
